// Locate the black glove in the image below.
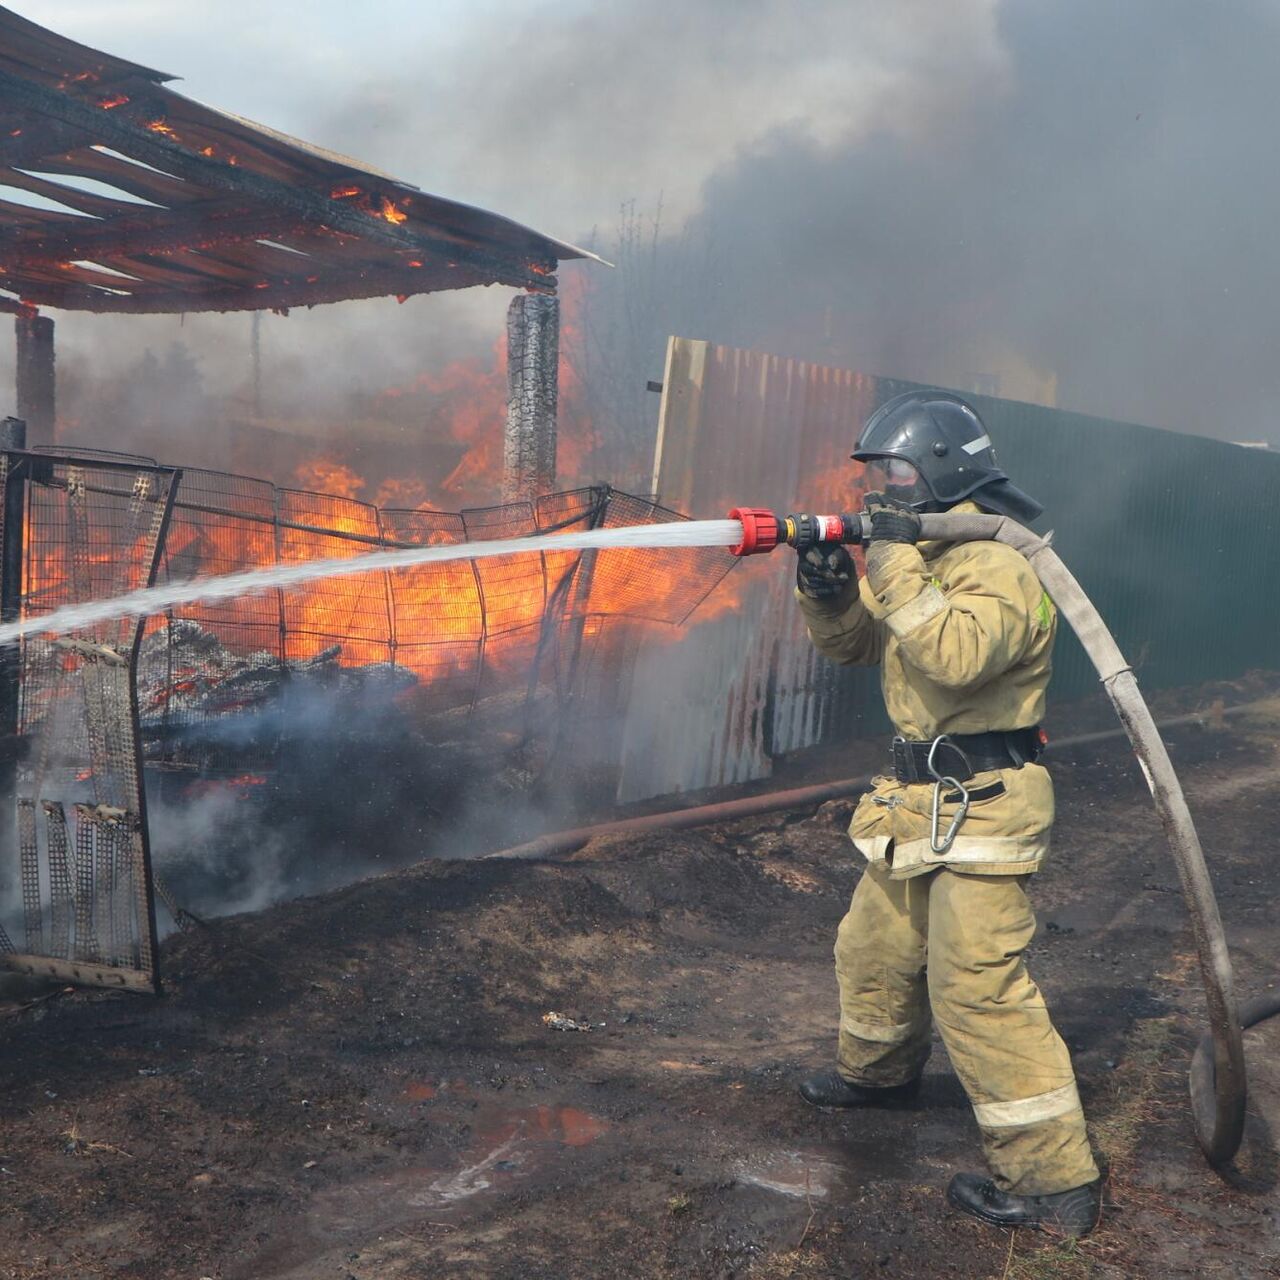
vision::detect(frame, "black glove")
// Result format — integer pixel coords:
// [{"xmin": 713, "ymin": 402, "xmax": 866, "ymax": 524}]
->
[
  {"xmin": 864, "ymin": 491, "xmax": 922, "ymax": 545},
  {"xmin": 796, "ymin": 543, "xmax": 855, "ymax": 600}
]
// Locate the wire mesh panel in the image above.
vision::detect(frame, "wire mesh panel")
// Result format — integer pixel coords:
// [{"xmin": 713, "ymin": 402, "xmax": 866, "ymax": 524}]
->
[
  {"xmin": 0, "ymin": 452, "xmax": 176, "ymax": 992},
  {"xmin": 117, "ymin": 471, "xmax": 740, "ymax": 805},
  {"xmin": 579, "ymin": 491, "xmax": 739, "ymax": 625},
  {"xmin": 461, "ymin": 500, "xmax": 545, "ymax": 710},
  {"xmin": 145, "ymin": 469, "xmax": 284, "ymax": 772},
  {"xmin": 277, "ymin": 489, "xmax": 393, "ymax": 669},
  {"xmin": 381, "ymin": 509, "xmax": 482, "ymax": 713}
]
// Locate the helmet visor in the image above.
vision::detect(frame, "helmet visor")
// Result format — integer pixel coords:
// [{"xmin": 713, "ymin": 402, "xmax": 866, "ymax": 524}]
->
[{"xmin": 865, "ymin": 455, "xmax": 926, "ymax": 499}]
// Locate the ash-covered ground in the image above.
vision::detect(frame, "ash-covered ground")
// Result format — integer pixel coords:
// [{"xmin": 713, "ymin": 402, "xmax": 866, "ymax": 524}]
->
[{"xmin": 1, "ymin": 705, "xmax": 1278, "ymax": 1279}]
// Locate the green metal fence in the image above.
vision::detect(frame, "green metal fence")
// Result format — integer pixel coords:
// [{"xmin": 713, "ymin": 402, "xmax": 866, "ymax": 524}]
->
[
  {"xmin": 624, "ymin": 337, "xmax": 1280, "ymax": 800},
  {"xmin": 973, "ymin": 394, "xmax": 1280, "ymax": 700}
]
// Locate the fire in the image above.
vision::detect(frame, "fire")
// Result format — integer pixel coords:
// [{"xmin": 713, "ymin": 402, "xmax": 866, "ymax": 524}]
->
[
  {"xmin": 379, "ymin": 197, "xmax": 408, "ymax": 226},
  {"xmin": 145, "ymin": 119, "xmax": 178, "ymax": 138},
  {"xmin": 293, "ymin": 456, "xmax": 363, "ymax": 499},
  {"xmin": 17, "ymin": 279, "xmax": 747, "ymax": 723},
  {"xmin": 96, "ymin": 93, "xmax": 130, "ymax": 110},
  {"xmin": 328, "ymin": 184, "xmax": 410, "ymax": 227}
]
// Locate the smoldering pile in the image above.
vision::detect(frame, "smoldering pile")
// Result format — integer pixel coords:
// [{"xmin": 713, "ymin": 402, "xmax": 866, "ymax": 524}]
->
[{"xmin": 137, "ymin": 619, "xmax": 418, "ymax": 728}]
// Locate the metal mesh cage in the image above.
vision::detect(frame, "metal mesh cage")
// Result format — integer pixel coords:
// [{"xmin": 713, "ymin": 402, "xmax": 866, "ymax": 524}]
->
[
  {"xmin": 134, "ymin": 478, "xmax": 733, "ymax": 774},
  {"xmin": 1, "ymin": 453, "xmax": 176, "ymax": 992}
]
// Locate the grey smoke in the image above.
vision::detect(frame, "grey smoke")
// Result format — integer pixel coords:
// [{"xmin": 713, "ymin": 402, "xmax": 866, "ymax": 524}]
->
[{"xmin": 6, "ymin": 1, "xmax": 1279, "ymax": 475}]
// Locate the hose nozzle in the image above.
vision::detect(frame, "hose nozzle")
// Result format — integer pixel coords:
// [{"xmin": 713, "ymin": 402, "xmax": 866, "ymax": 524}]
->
[{"xmin": 727, "ymin": 508, "xmax": 870, "ymax": 556}]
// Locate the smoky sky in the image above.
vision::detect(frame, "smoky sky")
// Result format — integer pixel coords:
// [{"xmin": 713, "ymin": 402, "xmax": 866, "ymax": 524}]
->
[
  {"xmin": 6, "ymin": 0, "xmax": 1280, "ymax": 454},
  {"xmin": 669, "ymin": 0, "xmax": 1280, "ymax": 440}
]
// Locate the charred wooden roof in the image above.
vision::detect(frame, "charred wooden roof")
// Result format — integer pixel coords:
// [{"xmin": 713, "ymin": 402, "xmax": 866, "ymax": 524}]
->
[{"xmin": 0, "ymin": 6, "xmax": 598, "ymax": 315}]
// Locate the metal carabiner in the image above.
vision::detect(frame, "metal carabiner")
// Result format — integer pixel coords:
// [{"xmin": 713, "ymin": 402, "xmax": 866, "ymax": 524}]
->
[{"xmin": 927, "ymin": 734, "xmax": 970, "ymax": 854}]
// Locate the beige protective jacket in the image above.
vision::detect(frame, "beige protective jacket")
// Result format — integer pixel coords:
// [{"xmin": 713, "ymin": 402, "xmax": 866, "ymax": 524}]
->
[{"xmin": 797, "ymin": 502, "xmax": 1057, "ymax": 879}]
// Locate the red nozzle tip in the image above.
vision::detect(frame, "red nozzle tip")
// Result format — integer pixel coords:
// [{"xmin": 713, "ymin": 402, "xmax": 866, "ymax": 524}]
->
[{"xmin": 728, "ymin": 507, "xmax": 781, "ymax": 556}]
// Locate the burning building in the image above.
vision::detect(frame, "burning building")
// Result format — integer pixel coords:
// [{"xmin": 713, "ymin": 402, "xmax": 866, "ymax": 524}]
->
[{"xmin": 0, "ymin": 6, "xmax": 739, "ymax": 994}]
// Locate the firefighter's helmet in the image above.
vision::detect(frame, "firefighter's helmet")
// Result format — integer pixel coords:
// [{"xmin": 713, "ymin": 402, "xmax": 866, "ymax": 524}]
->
[{"xmin": 852, "ymin": 390, "xmax": 1043, "ymax": 523}]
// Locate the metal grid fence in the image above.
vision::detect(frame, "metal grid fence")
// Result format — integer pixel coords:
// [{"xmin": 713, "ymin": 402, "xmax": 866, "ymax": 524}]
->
[
  {"xmin": 0, "ymin": 453, "xmax": 736, "ymax": 992},
  {"xmin": 2, "ymin": 453, "xmax": 177, "ymax": 992},
  {"xmin": 143, "ymin": 476, "xmax": 735, "ymax": 773}
]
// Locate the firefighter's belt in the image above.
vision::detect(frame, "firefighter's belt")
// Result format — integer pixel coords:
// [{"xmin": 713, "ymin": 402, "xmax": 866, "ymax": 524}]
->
[{"xmin": 891, "ymin": 728, "xmax": 1045, "ymax": 785}]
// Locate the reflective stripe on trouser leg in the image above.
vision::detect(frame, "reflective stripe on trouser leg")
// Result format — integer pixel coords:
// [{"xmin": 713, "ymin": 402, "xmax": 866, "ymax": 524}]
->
[
  {"xmin": 834, "ymin": 860, "xmax": 932, "ymax": 1086},
  {"xmin": 926, "ymin": 870, "xmax": 1099, "ymax": 1196}
]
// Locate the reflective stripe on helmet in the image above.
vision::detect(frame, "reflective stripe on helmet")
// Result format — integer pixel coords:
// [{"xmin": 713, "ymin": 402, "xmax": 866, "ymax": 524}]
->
[{"xmin": 961, "ymin": 434, "xmax": 993, "ymax": 455}]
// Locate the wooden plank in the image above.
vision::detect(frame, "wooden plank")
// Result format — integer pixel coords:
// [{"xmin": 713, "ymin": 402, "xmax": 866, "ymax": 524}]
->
[
  {"xmin": 0, "ymin": 9, "xmax": 172, "ymax": 87},
  {"xmin": 0, "ymin": 166, "xmax": 144, "ymax": 219},
  {"xmin": 113, "ymin": 248, "xmax": 265, "ymax": 287},
  {"xmin": 0, "ymin": 260, "xmax": 182, "ymax": 297},
  {"xmin": 88, "ymin": 252, "xmax": 243, "ymax": 289},
  {"xmin": 651, "ymin": 337, "xmax": 709, "ymax": 511},
  {"xmin": 2, "ymin": 202, "xmax": 305, "ymax": 262},
  {"xmin": 0, "ymin": 117, "xmax": 92, "ymax": 168},
  {"xmin": 6, "ymin": 259, "xmax": 521, "ymax": 313},
  {"xmin": 1, "ymin": 951, "xmax": 155, "ymax": 993},
  {"xmin": 0, "ymin": 67, "xmax": 553, "ymax": 291},
  {"xmin": 138, "ymin": 109, "xmax": 325, "ymax": 189},
  {"xmin": 31, "ymin": 148, "xmax": 204, "ymax": 207},
  {"xmin": 178, "ymin": 239, "xmax": 321, "ymax": 277},
  {"xmin": 0, "ymin": 196, "xmax": 84, "ymax": 224}
]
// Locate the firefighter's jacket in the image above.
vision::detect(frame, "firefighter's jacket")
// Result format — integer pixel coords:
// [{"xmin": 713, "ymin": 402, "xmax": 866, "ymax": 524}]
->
[{"xmin": 797, "ymin": 501, "xmax": 1057, "ymax": 879}]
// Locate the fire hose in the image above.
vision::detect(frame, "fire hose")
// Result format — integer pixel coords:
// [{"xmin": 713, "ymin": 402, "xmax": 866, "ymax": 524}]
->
[{"xmin": 718, "ymin": 505, "xmax": 1280, "ymax": 1169}]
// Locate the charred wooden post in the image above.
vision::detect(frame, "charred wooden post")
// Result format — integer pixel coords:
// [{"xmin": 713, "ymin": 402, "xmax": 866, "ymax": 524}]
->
[
  {"xmin": 0, "ymin": 416, "xmax": 26, "ymax": 804},
  {"xmin": 503, "ymin": 294, "xmax": 560, "ymax": 502},
  {"xmin": 15, "ymin": 314, "xmax": 54, "ymax": 440}
]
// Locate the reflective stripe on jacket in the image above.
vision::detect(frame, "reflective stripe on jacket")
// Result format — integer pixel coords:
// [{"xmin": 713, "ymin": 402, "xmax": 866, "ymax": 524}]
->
[{"xmin": 797, "ymin": 501, "xmax": 1057, "ymax": 879}]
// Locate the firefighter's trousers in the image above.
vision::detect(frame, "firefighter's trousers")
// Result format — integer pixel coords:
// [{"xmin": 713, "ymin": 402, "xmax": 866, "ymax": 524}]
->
[{"xmin": 834, "ymin": 861, "xmax": 1099, "ymax": 1195}]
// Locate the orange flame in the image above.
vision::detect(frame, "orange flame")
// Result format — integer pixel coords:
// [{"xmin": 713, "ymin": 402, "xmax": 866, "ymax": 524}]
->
[
  {"xmin": 379, "ymin": 197, "xmax": 408, "ymax": 226},
  {"xmin": 293, "ymin": 457, "xmax": 363, "ymax": 499}
]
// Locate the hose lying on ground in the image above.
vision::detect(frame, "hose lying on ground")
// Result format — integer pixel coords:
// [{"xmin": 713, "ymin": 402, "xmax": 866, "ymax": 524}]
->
[{"xmin": 491, "ymin": 512, "xmax": 1280, "ymax": 1169}]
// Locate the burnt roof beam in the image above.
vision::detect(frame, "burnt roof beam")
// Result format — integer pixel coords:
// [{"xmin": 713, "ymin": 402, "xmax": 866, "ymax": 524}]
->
[
  {"xmin": 2, "ymin": 260, "xmax": 494, "ymax": 313},
  {"xmin": 0, "ymin": 115, "xmax": 90, "ymax": 167},
  {"xmin": 0, "ymin": 67, "xmax": 555, "ymax": 293},
  {"xmin": 0, "ymin": 202, "xmax": 308, "ymax": 262}
]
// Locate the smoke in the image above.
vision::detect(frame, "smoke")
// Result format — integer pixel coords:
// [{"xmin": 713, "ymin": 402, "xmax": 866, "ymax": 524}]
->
[
  {"xmin": 9, "ymin": 0, "xmax": 1272, "ymax": 469},
  {"xmin": 146, "ymin": 668, "xmax": 574, "ymax": 922},
  {"xmin": 656, "ymin": 0, "xmax": 1280, "ymax": 441}
]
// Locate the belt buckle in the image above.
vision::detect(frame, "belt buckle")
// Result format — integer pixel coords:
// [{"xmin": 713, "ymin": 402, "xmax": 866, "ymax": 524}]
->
[{"xmin": 891, "ymin": 735, "xmax": 916, "ymax": 784}]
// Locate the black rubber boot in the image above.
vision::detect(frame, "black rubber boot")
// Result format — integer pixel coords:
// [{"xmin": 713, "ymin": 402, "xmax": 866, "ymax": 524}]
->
[
  {"xmin": 797, "ymin": 1070, "xmax": 921, "ymax": 1109},
  {"xmin": 947, "ymin": 1172, "xmax": 1101, "ymax": 1237}
]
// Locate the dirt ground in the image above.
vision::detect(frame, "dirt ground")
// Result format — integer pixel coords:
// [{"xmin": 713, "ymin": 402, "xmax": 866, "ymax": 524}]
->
[{"xmin": 2, "ymin": 703, "xmax": 1279, "ymax": 1278}]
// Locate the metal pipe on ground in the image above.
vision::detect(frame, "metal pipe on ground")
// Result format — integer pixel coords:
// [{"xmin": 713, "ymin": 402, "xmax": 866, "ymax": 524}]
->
[{"xmin": 482, "ymin": 699, "xmax": 1268, "ymax": 864}]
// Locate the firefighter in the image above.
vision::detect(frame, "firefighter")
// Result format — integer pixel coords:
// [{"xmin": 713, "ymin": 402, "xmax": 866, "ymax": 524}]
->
[{"xmin": 793, "ymin": 391, "xmax": 1101, "ymax": 1236}]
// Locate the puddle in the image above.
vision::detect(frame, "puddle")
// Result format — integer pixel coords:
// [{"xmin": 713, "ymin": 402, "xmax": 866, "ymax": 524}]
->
[
  {"xmin": 732, "ymin": 1150, "xmax": 842, "ymax": 1199},
  {"xmin": 298, "ymin": 1100, "xmax": 611, "ymax": 1244}
]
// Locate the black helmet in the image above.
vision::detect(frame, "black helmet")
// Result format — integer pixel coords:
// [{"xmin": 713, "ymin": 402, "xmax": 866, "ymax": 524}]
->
[{"xmin": 853, "ymin": 390, "xmax": 1043, "ymax": 523}]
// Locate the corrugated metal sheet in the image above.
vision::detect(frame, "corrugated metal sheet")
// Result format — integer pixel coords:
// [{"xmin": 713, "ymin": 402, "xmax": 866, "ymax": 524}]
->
[{"xmin": 616, "ymin": 336, "xmax": 1280, "ymax": 802}]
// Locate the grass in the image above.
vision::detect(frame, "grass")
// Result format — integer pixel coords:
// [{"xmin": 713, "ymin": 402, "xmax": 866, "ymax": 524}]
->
[{"xmin": 997, "ymin": 1007, "xmax": 1185, "ymax": 1279}]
